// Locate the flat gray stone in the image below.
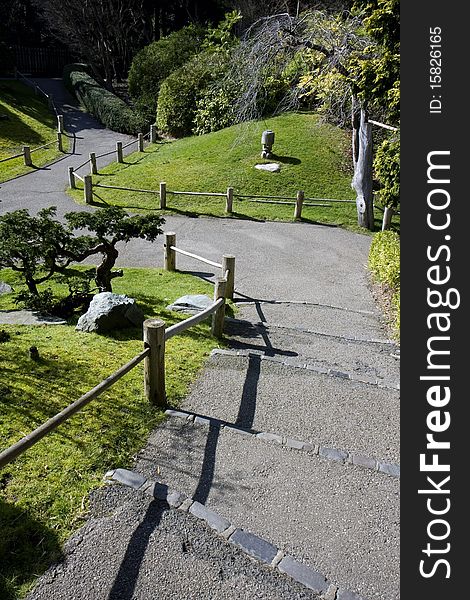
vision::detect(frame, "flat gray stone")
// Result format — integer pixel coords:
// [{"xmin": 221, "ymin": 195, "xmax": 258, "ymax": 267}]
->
[
  {"xmin": 189, "ymin": 501, "xmax": 231, "ymax": 533},
  {"xmin": 319, "ymin": 447, "xmax": 349, "ymax": 463},
  {"xmin": 229, "ymin": 529, "xmax": 278, "ymax": 564},
  {"xmin": 254, "ymin": 163, "xmax": 281, "ymax": 172},
  {"xmin": 167, "ymin": 294, "xmax": 213, "ymax": 314},
  {"xmin": 378, "ymin": 462, "xmax": 400, "ymax": 478},
  {"xmin": 0, "ymin": 282, "xmax": 12, "ymax": 294},
  {"xmin": 0, "ymin": 309, "xmax": 67, "ymax": 325},
  {"xmin": 278, "ymin": 555, "xmax": 330, "ymax": 594},
  {"xmin": 351, "ymin": 454, "xmax": 377, "ymax": 471},
  {"xmin": 256, "ymin": 431, "xmax": 283, "ymax": 445},
  {"xmin": 166, "ymin": 489, "xmax": 186, "ymax": 508},
  {"xmin": 111, "ymin": 468, "xmax": 147, "ymax": 490}
]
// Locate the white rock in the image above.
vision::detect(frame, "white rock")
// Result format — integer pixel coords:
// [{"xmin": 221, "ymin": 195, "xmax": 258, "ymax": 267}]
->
[{"xmin": 254, "ymin": 163, "xmax": 281, "ymax": 172}]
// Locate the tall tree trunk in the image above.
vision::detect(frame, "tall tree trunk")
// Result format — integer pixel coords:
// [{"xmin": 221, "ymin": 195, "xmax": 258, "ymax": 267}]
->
[
  {"xmin": 95, "ymin": 245, "xmax": 119, "ymax": 292},
  {"xmin": 382, "ymin": 206, "xmax": 394, "ymax": 231},
  {"xmin": 352, "ymin": 107, "xmax": 374, "ymax": 230}
]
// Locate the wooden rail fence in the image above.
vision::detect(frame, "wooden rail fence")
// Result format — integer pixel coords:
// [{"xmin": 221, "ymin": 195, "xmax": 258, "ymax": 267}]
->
[
  {"xmin": 0, "ymin": 275, "xmax": 228, "ymax": 470},
  {"xmin": 163, "ymin": 232, "xmax": 235, "ymax": 300}
]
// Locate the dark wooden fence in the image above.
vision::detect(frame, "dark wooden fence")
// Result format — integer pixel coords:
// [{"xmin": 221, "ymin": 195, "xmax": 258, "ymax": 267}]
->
[{"xmin": 13, "ymin": 46, "xmax": 73, "ymax": 76}]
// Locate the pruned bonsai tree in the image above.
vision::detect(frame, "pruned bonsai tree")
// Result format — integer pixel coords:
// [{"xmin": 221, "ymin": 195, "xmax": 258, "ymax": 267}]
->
[
  {"xmin": 0, "ymin": 206, "xmax": 165, "ymax": 314},
  {"xmin": 64, "ymin": 207, "xmax": 164, "ymax": 292}
]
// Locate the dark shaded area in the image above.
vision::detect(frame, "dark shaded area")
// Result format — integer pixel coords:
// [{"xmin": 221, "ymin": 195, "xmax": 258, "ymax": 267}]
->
[
  {"xmin": 270, "ymin": 153, "xmax": 301, "ymax": 165},
  {"xmin": 193, "ymin": 421, "xmax": 221, "ymax": 504},
  {"xmin": 108, "ymin": 499, "xmax": 166, "ymax": 600},
  {"xmin": 0, "ymin": 497, "xmax": 62, "ymax": 600}
]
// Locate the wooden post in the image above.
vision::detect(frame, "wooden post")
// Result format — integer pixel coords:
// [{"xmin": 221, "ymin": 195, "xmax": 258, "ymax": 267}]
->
[
  {"xmin": 116, "ymin": 141, "xmax": 123, "ymax": 163},
  {"xmin": 211, "ymin": 278, "xmax": 227, "ymax": 338},
  {"xmin": 57, "ymin": 132, "xmax": 63, "ymax": 152},
  {"xmin": 57, "ymin": 114, "xmax": 64, "ymax": 133},
  {"xmin": 68, "ymin": 166, "xmax": 76, "ymax": 189},
  {"xmin": 164, "ymin": 232, "xmax": 176, "ymax": 271},
  {"xmin": 150, "ymin": 125, "xmax": 157, "ymax": 143},
  {"xmin": 84, "ymin": 174, "xmax": 93, "ymax": 204},
  {"xmin": 222, "ymin": 255, "xmax": 235, "ymax": 300},
  {"xmin": 226, "ymin": 187, "xmax": 233, "ymax": 213},
  {"xmin": 160, "ymin": 181, "xmax": 167, "ymax": 209},
  {"xmin": 143, "ymin": 319, "xmax": 166, "ymax": 407},
  {"xmin": 89, "ymin": 152, "xmax": 98, "ymax": 174},
  {"xmin": 23, "ymin": 146, "xmax": 32, "ymax": 167},
  {"xmin": 138, "ymin": 133, "xmax": 144, "ymax": 152},
  {"xmin": 294, "ymin": 190, "xmax": 304, "ymax": 219}
]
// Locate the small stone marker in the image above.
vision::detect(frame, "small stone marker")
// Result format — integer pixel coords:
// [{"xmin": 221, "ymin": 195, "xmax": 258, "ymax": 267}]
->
[{"xmin": 254, "ymin": 163, "xmax": 281, "ymax": 172}]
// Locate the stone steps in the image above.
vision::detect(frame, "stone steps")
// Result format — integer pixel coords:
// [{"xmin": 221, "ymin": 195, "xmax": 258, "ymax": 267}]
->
[
  {"xmin": 180, "ymin": 353, "xmax": 399, "ymax": 463},
  {"xmin": 133, "ymin": 417, "xmax": 400, "ymax": 600}
]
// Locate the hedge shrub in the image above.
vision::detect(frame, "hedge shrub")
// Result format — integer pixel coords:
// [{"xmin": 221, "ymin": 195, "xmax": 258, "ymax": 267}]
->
[
  {"xmin": 368, "ymin": 230, "xmax": 400, "ymax": 338},
  {"xmin": 128, "ymin": 25, "xmax": 205, "ymax": 122},
  {"xmin": 63, "ymin": 64, "xmax": 148, "ymax": 135},
  {"xmin": 156, "ymin": 51, "xmax": 229, "ymax": 137}
]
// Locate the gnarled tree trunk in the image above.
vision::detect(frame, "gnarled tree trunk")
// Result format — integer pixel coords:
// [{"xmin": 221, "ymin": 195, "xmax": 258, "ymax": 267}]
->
[{"xmin": 351, "ymin": 103, "xmax": 374, "ymax": 230}]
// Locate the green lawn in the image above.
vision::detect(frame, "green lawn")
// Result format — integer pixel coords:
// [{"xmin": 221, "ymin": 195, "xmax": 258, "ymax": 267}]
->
[
  {"xmin": 69, "ymin": 112, "xmax": 380, "ymax": 231},
  {"xmin": 0, "ymin": 81, "xmax": 67, "ymax": 182},
  {"xmin": 0, "ymin": 266, "xmax": 226, "ymax": 599}
]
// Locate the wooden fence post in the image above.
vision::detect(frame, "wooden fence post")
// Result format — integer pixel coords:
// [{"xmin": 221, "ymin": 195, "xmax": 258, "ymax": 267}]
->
[
  {"xmin": 222, "ymin": 255, "xmax": 235, "ymax": 300},
  {"xmin": 23, "ymin": 146, "xmax": 32, "ymax": 167},
  {"xmin": 150, "ymin": 125, "xmax": 157, "ymax": 143},
  {"xmin": 57, "ymin": 132, "xmax": 64, "ymax": 152},
  {"xmin": 57, "ymin": 114, "xmax": 64, "ymax": 134},
  {"xmin": 164, "ymin": 232, "xmax": 176, "ymax": 271},
  {"xmin": 226, "ymin": 187, "xmax": 233, "ymax": 213},
  {"xmin": 294, "ymin": 190, "xmax": 304, "ymax": 219},
  {"xmin": 212, "ymin": 278, "xmax": 227, "ymax": 338},
  {"xmin": 160, "ymin": 181, "xmax": 167, "ymax": 209},
  {"xmin": 138, "ymin": 133, "xmax": 144, "ymax": 152},
  {"xmin": 84, "ymin": 174, "xmax": 93, "ymax": 204},
  {"xmin": 381, "ymin": 206, "xmax": 394, "ymax": 231},
  {"xmin": 116, "ymin": 141, "xmax": 123, "ymax": 163},
  {"xmin": 143, "ymin": 319, "xmax": 166, "ymax": 407},
  {"xmin": 89, "ymin": 152, "xmax": 98, "ymax": 174},
  {"xmin": 68, "ymin": 166, "xmax": 76, "ymax": 189}
]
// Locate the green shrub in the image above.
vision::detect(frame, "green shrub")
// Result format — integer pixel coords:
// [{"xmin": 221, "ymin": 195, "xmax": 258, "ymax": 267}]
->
[
  {"xmin": 156, "ymin": 51, "xmax": 228, "ymax": 137},
  {"xmin": 368, "ymin": 230, "xmax": 400, "ymax": 337},
  {"xmin": 193, "ymin": 82, "xmax": 236, "ymax": 135},
  {"xmin": 63, "ymin": 64, "xmax": 149, "ymax": 135},
  {"xmin": 128, "ymin": 25, "xmax": 205, "ymax": 122},
  {"xmin": 374, "ymin": 135, "xmax": 400, "ymax": 210}
]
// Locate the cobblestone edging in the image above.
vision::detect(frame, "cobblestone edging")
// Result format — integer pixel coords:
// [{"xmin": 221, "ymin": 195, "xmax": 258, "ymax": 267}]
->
[
  {"xmin": 104, "ymin": 467, "xmax": 368, "ymax": 600},
  {"xmin": 232, "ymin": 298, "xmax": 377, "ymax": 317},
  {"xmin": 210, "ymin": 348, "xmax": 400, "ymax": 392},
  {"xmin": 164, "ymin": 409, "xmax": 400, "ymax": 479}
]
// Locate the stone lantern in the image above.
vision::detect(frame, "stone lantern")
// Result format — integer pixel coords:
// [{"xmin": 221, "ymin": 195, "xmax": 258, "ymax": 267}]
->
[{"xmin": 261, "ymin": 130, "xmax": 275, "ymax": 158}]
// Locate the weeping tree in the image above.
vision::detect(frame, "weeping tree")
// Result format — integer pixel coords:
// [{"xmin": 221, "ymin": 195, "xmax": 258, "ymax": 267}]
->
[{"xmin": 223, "ymin": 4, "xmax": 398, "ymax": 230}]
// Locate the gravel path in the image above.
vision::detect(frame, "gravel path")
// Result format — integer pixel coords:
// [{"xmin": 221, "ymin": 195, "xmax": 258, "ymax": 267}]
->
[{"xmin": 1, "ymin": 80, "xmax": 399, "ymax": 600}]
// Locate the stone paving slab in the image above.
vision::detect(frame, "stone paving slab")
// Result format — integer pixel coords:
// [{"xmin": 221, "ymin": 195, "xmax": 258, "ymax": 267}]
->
[
  {"xmin": 181, "ymin": 354, "xmax": 400, "ymax": 462},
  {"xmin": 0, "ymin": 309, "xmax": 67, "ymax": 325},
  {"xmin": 134, "ymin": 419, "xmax": 400, "ymax": 600}
]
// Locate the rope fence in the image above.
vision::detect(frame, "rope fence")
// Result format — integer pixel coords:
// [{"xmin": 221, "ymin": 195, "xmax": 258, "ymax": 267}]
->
[{"xmin": 0, "ymin": 235, "xmax": 232, "ymax": 470}]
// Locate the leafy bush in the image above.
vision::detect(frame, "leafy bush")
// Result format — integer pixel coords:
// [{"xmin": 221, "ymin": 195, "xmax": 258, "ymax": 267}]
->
[
  {"xmin": 368, "ymin": 230, "xmax": 400, "ymax": 337},
  {"xmin": 193, "ymin": 82, "xmax": 236, "ymax": 135},
  {"xmin": 128, "ymin": 25, "xmax": 205, "ymax": 123},
  {"xmin": 156, "ymin": 51, "xmax": 228, "ymax": 137},
  {"xmin": 374, "ymin": 135, "xmax": 400, "ymax": 209},
  {"xmin": 63, "ymin": 64, "xmax": 149, "ymax": 135}
]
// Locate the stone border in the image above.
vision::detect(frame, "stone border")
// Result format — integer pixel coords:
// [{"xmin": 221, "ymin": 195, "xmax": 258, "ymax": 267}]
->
[
  {"xmin": 104, "ymin": 467, "xmax": 368, "ymax": 600},
  {"xmin": 164, "ymin": 409, "xmax": 400, "ymax": 479},
  {"xmin": 210, "ymin": 348, "xmax": 400, "ymax": 392},
  {"xmin": 232, "ymin": 298, "xmax": 377, "ymax": 317}
]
